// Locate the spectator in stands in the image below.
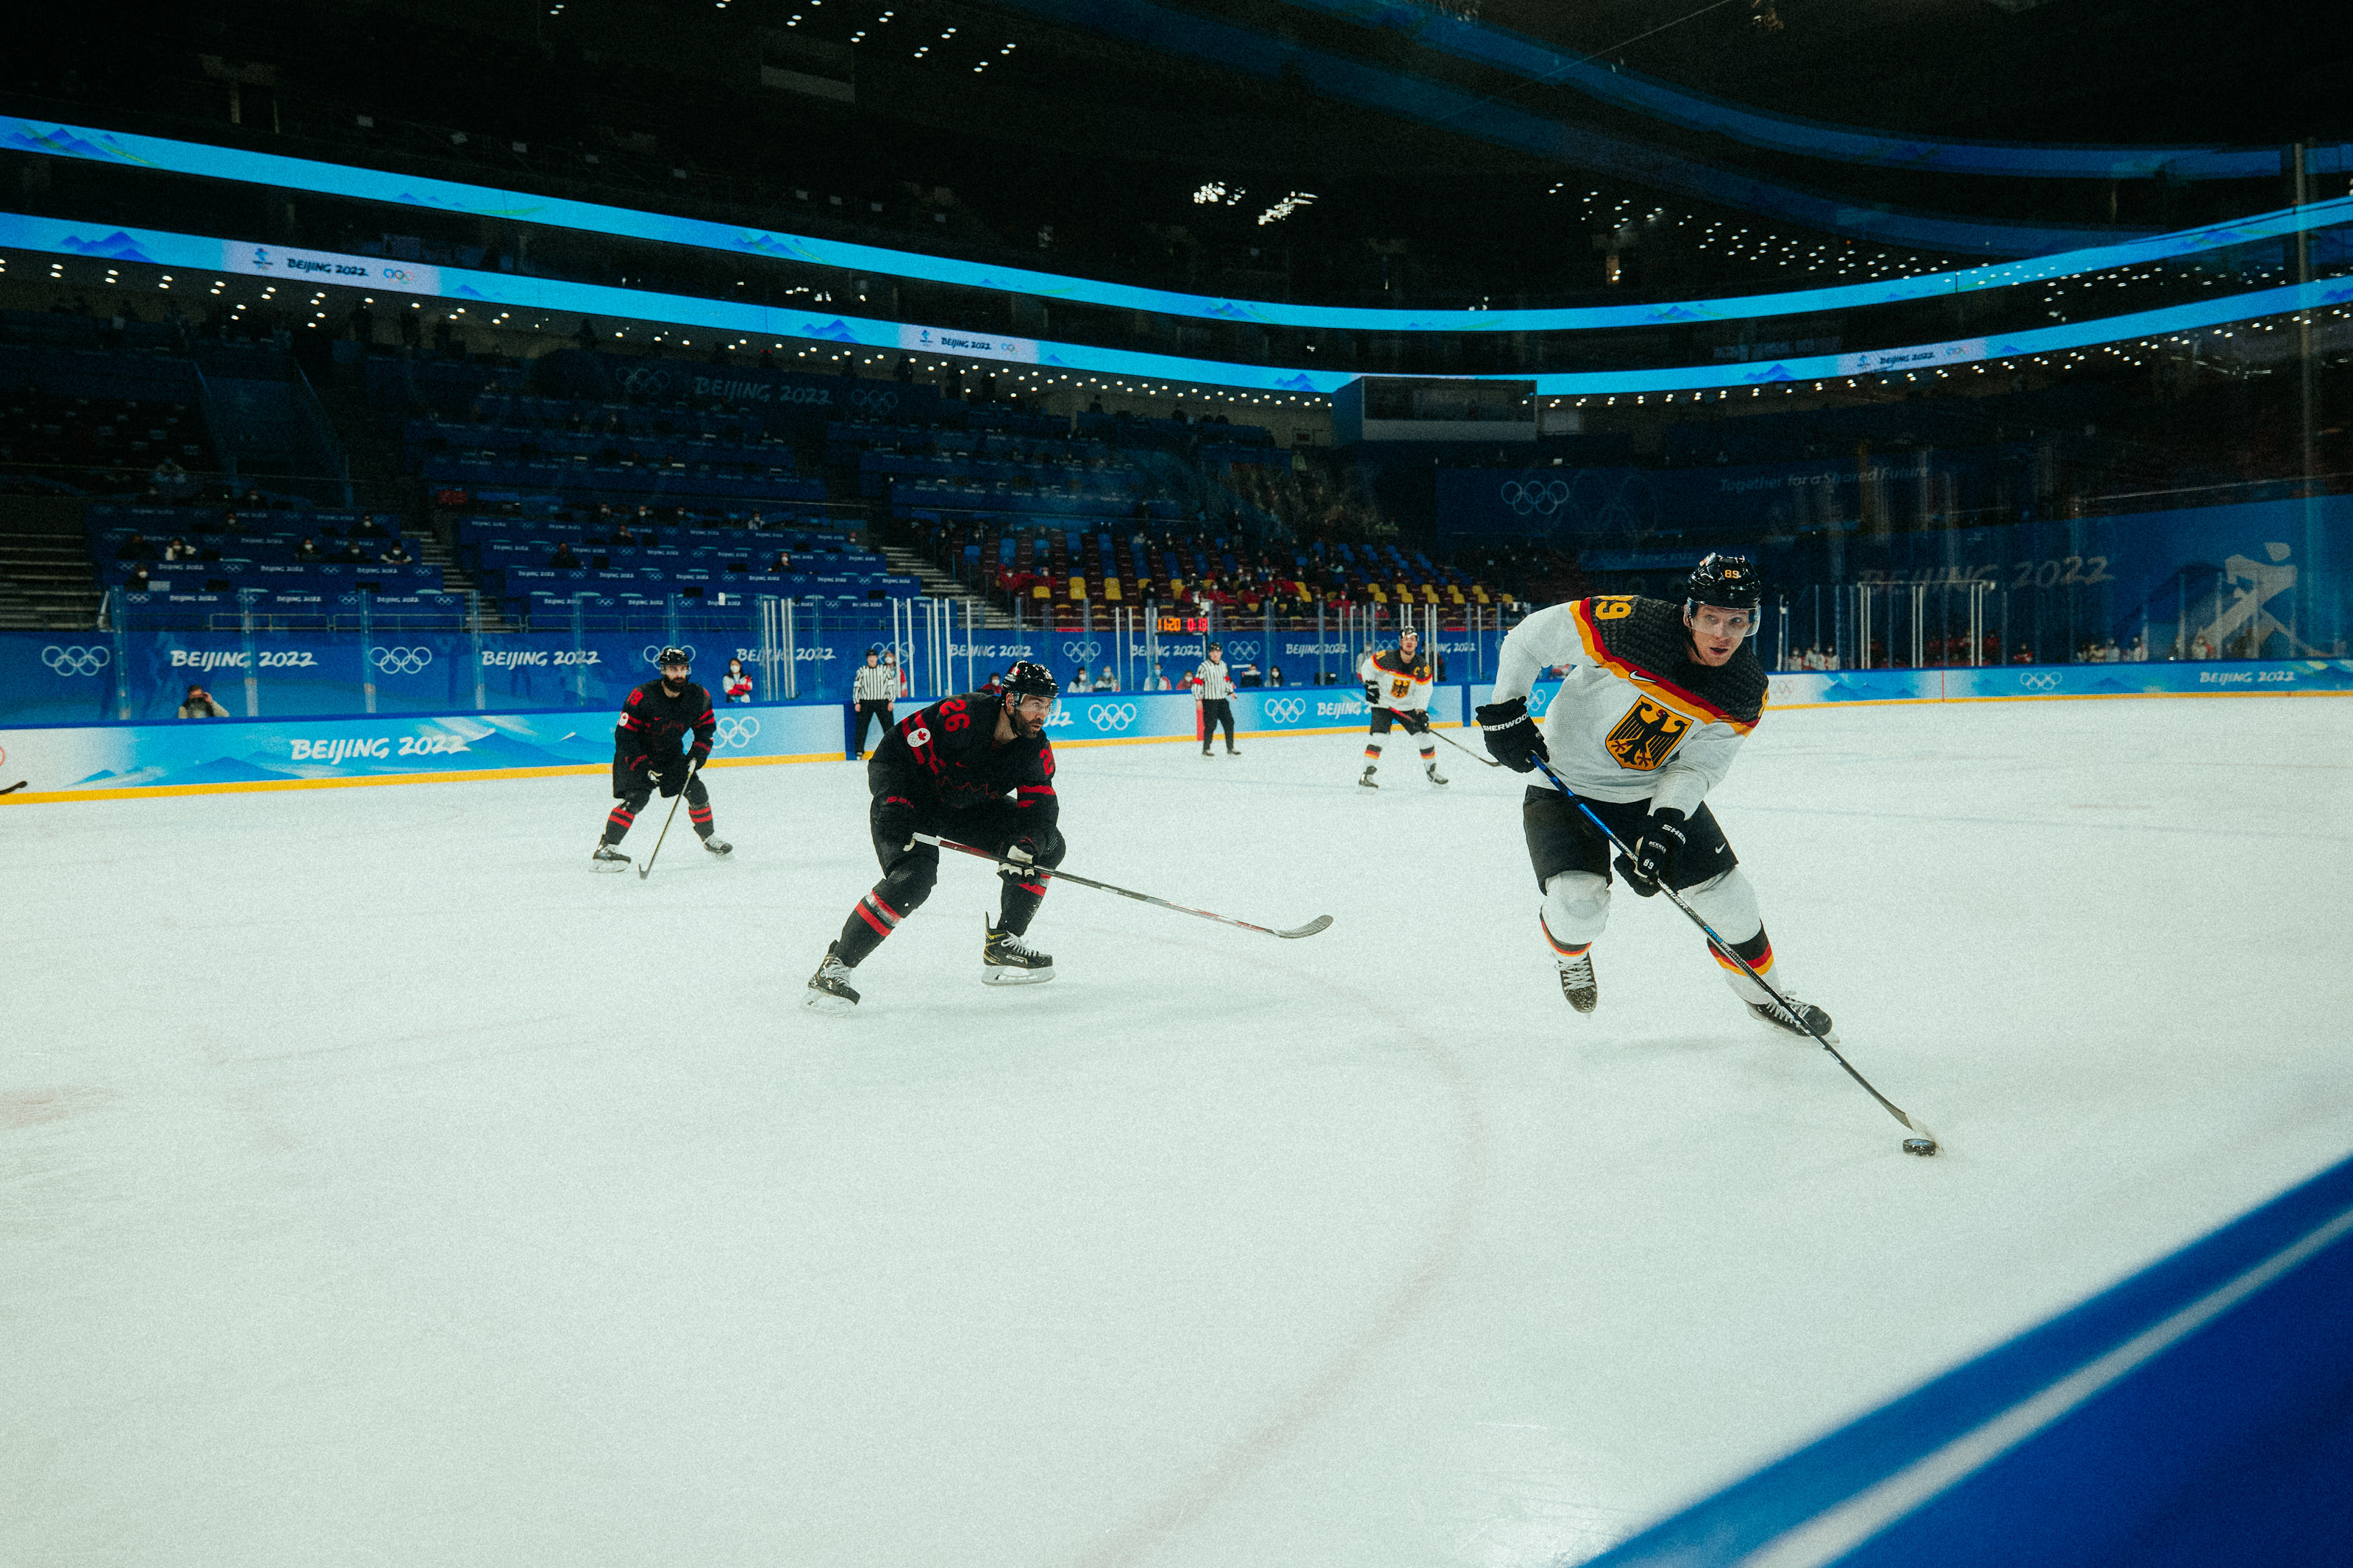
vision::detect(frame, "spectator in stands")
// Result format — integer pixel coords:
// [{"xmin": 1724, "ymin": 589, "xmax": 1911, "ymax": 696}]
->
[
  {"xmin": 614, "ymin": 520, "xmax": 638, "ymax": 546},
  {"xmin": 1068, "ymin": 665, "xmax": 1093, "ymax": 693},
  {"xmin": 1098, "ymin": 663, "xmax": 1118, "ymax": 692},
  {"xmin": 335, "ymin": 538, "xmax": 368, "ymax": 563},
  {"xmin": 882, "ymin": 647, "xmax": 906, "ymax": 698},
  {"xmin": 355, "ymin": 514, "xmax": 386, "ymax": 537},
  {"xmin": 114, "ymin": 532, "xmax": 156, "ymax": 561},
  {"xmin": 296, "ymin": 535, "xmax": 321, "ymax": 561},
  {"xmin": 768, "ymin": 548, "xmax": 793, "ymax": 573},
  {"xmin": 550, "ymin": 541, "xmax": 583, "ymax": 569},
  {"xmin": 163, "ymin": 535, "xmax": 196, "ymax": 562},
  {"xmin": 149, "ymin": 457, "xmax": 194, "ymax": 500},
  {"xmin": 379, "ymin": 539, "xmax": 415, "ymax": 565},
  {"xmin": 1268, "ymin": 665, "xmax": 1285, "ymax": 687},
  {"xmin": 723, "ymin": 657, "xmax": 754, "ymax": 705},
  {"xmin": 177, "ymin": 684, "xmax": 229, "ymax": 719},
  {"xmin": 126, "ymin": 565, "xmax": 151, "ymax": 593},
  {"xmin": 2013, "ymin": 643, "xmax": 2035, "ymax": 665}
]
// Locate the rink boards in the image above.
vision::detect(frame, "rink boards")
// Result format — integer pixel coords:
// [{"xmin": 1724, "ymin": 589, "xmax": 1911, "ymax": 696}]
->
[{"xmin": 1, "ymin": 660, "xmax": 2347, "ymax": 801}]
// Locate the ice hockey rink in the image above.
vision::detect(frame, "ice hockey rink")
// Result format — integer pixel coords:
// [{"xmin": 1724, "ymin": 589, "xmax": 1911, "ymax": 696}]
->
[{"xmin": 5, "ymin": 694, "xmax": 2350, "ymax": 1568}]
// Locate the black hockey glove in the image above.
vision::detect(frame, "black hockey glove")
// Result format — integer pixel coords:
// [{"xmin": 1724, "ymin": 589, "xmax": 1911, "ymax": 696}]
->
[
  {"xmin": 1396, "ymin": 708, "xmax": 1430, "ymax": 735},
  {"xmin": 1474, "ymin": 697, "xmax": 1549, "ymax": 773},
  {"xmin": 1615, "ymin": 808, "xmax": 1688, "ymax": 897},
  {"xmin": 687, "ymin": 743, "xmax": 711, "ymax": 771},
  {"xmin": 1363, "ymin": 681, "xmax": 1382, "ymax": 707},
  {"xmin": 656, "ymin": 758, "xmax": 689, "ymax": 798}
]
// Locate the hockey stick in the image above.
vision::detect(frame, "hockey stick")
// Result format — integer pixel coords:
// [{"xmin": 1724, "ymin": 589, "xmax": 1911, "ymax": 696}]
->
[
  {"xmin": 1382, "ymin": 706, "xmax": 1499, "ymax": 766},
  {"xmin": 1531, "ymin": 756, "xmax": 1940, "ymax": 1154},
  {"xmin": 0, "ymin": 780, "xmax": 26, "ymax": 795},
  {"xmin": 636, "ymin": 762, "xmax": 698, "ymax": 881},
  {"xmin": 921, "ymin": 834, "xmax": 1332, "ymax": 939}
]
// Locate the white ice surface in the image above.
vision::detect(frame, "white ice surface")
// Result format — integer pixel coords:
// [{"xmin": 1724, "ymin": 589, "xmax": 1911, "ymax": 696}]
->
[{"xmin": 4, "ymin": 698, "xmax": 2351, "ymax": 1568}]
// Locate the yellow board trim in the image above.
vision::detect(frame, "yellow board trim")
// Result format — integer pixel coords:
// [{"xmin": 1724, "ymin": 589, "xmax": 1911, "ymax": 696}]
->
[{"xmin": 0, "ymin": 749, "xmax": 840, "ymax": 806}]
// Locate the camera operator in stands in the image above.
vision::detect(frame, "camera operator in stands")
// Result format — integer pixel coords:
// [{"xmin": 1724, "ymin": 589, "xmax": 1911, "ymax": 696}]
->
[{"xmin": 177, "ymin": 684, "xmax": 229, "ymax": 719}]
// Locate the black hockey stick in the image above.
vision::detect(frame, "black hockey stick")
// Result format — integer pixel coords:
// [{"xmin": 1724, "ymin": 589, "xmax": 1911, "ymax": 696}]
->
[
  {"xmin": 1532, "ymin": 757, "xmax": 1940, "ymax": 1155},
  {"xmin": 1382, "ymin": 706, "xmax": 1500, "ymax": 767},
  {"xmin": 636, "ymin": 763, "xmax": 698, "ymax": 881},
  {"xmin": 922, "ymin": 834, "xmax": 1332, "ymax": 939},
  {"xmin": 0, "ymin": 780, "xmax": 26, "ymax": 795}
]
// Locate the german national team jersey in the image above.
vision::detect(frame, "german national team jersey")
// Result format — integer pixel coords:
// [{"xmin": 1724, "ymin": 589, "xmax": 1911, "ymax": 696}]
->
[
  {"xmin": 1360, "ymin": 647, "xmax": 1438, "ymax": 713},
  {"xmin": 1490, "ymin": 595, "xmax": 1766, "ymax": 816},
  {"xmin": 615, "ymin": 679, "xmax": 716, "ymax": 765},
  {"xmin": 870, "ymin": 689, "xmax": 1059, "ymax": 831}
]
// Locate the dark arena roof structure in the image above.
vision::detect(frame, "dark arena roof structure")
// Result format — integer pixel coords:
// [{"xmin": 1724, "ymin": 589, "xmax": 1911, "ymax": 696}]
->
[{"xmin": 3, "ymin": 8, "xmax": 2351, "ymax": 1567}]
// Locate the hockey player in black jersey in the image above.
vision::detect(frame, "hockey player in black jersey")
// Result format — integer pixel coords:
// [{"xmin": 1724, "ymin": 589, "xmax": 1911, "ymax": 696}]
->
[
  {"xmin": 804, "ymin": 660, "xmax": 1068, "ymax": 1011},
  {"xmin": 590, "ymin": 647, "xmax": 732, "ymax": 870}
]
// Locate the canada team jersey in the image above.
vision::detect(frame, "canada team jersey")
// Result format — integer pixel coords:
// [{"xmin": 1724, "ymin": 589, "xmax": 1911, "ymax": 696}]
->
[
  {"xmin": 868, "ymin": 689, "xmax": 1059, "ymax": 831},
  {"xmin": 1360, "ymin": 648, "xmax": 1435, "ymax": 712},
  {"xmin": 1490, "ymin": 595, "xmax": 1766, "ymax": 815}
]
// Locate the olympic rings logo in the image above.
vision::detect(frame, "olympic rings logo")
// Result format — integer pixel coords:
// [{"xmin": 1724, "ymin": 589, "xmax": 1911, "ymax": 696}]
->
[
  {"xmin": 642, "ymin": 644, "xmax": 698, "ymax": 666},
  {"xmin": 371, "ymin": 646, "xmax": 433, "ymax": 675},
  {"xmin": 380, "ymin": 267, "xmax": 415, "ymax": 284},
  {"xmin": 847, "ymin": 387, "xmax": 900, "ymax": 412},
  {"xmin": 1500, "ymin": 479, "xmax": 1572, "ymax": 517},
  {"xmin": 617, "ymin": 366, "xmax": 674, "ymax": 395},
  {"xmin": 1062, "ymin": 638, "xmax": 1103, "ymax": 662},
  {"xmin": 2019, "ymin": 672, "xmax": 2060, "ymax": 691},
  {"xmin": 713, "ymin": 716, "xmax": 762, "ymax": 748},
  {"xmin": 1223, "ymin": 639, "xmax": 1259, "ymax": 660},
  {"xmin": 1263, "ymin": 697, "xmax": 1306, "ymax": 722},
  {"xmin": 1087, "ymin": 701, "xmax": 1138, "ymax": 731},
  {"xmin": 41, "ymin": 645, "xmax": 112, "ymax": 677}
]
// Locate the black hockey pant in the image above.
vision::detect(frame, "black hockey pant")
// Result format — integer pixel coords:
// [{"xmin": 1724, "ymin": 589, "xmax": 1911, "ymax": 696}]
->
[
  {"xmin": 853, "ymin": 699, "xmax": 893, "ymax": 756},
  {"xmin": 835, "ymin": 797, "xmax": 1067, "ymax": 967},
  {"xmin": 603, "ymin": 758, "xmax": 714, "ymax": 844},
  {"xmin": 1200, "ymin": 698, "xmax": 1235, "ymax": 752},
  {"xmin": 1363, "ymin": 705, "xmax": 1434, "ymax": 770}
]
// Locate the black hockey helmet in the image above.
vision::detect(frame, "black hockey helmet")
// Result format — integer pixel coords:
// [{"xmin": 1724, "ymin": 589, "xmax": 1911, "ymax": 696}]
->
[
  {"xmin": 1000, "ymin": 659, "xmax": 1059, "ymax": 703},
  {"xmin": 1685, "ymin": 553, "xmax": 1762, "ymax": 613},
  {"xmin": 654, "ymin": 645, "xmax": 691, "ymax": 668}
]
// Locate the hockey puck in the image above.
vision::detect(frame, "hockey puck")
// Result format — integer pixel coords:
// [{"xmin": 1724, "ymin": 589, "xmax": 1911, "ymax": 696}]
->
[{"xmin": 1902, "ymin": 1137, "xmax": 1940, "ymax": 1157}]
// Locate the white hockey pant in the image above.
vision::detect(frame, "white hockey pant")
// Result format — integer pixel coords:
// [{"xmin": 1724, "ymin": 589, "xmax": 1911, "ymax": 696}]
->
[{"xmin": 1540, "ymin": 865, "xmax": 1777, "ymax": 1004}]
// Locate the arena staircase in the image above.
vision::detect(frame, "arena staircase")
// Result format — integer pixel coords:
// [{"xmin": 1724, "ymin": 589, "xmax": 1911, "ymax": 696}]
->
[
  {"xmin": 0, "ymin": 496, "xmax": 103, "ymax": 630},
  {"xmin": 874, "ymin": 538, "xmax": 1017, "ymax": 629}
]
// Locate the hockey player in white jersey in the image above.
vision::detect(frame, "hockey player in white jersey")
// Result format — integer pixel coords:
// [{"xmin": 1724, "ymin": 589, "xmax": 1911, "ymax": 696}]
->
[
  {"xmin": 1472, "ymin": 554, "xmax": 1832, "ymax": 1038},
  {"xmin": 1357, "ymin": 625, "xmax": 1446, "ymax": 788}
]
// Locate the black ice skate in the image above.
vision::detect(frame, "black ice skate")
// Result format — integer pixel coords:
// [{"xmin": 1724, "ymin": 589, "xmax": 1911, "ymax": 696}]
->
[
  {"xmin": 982, "ymin": 917, "xmax": 1056, "ymax": 985},
  {"xmin": 1358, "ymin": 766, "xmax": 1379, "ymax": 789},
  {"xmin": 590, "ymin": 841, "xmax": 631, "ymax": 873},
  {"xmin": 1425, "ymin": 761, "xmax": 1448, "ymax": 787},
  {"xmin": 701, "ymin": 836, "xmax": 733, "ymax": 857},
  {"xmin": 1749, "ymin": 993, "xmax": 1837, "ymax": 1044},
  {"xmin": 1557, "ymin": 950, "xmax": 1597, "ymax": 1013},
  {"xmin": 804, "ymin": 943, "xmax": 860, "ymax": 1014}
]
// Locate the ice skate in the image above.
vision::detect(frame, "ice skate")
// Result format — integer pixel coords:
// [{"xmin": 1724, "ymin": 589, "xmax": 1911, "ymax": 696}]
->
[
  {"xmin": 804, "ymin": 944, "xmax": 860, "ymax": 1014},
  {"xmin": 1425, "ymin": 761, "xmax": 1448, "ymax": 787},
  {"xmin": 701, "ymin": 836, "xmax": 733, "ymax": 857},
  {"xmin": 1749, "ymin": 993, "xmax": 1837, "ymax": 1044},
  {"xmin": 982, "ymin": 917, "xmax": 1056, "ymax": 984},
  {"xmin": 1556, "ymin": 949, "xmax": 1597, "ymax": 1013},
  {"xmin": 590, "ymin": 841, "xmax": 630, "ymax": 873},
  {"xmin": 1358, "ymin": 766, "xmax": 1379, "ymax": 789}
]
